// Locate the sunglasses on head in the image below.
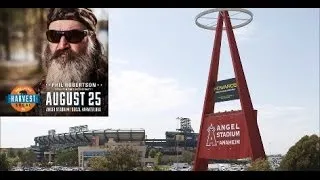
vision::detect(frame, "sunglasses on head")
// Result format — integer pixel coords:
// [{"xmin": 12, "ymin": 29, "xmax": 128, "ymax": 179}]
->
[{"xmin": 46, "ymin": 29, "xmax": 94, "ymax": 44}]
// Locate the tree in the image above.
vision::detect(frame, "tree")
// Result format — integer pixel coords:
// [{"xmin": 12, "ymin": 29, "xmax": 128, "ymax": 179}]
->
[
  {"xmin": 181, "ymin": 150, "xmax": 194, "ymax": 164},
  {"xmin": 17, "ymin": 150, "xmax": 23, "ymax": 159},
  {"xmin": 106, "ymin": 145, "xmax": 141, "ymax": 171},
  {"xmin": 88, "ymin": 145, "xmax": 142, "ymax": 171},
  {"xmin": 0, "ymin": 153, "xmax": 10, "ymax": 171},
  {"xmin": 153, "ymin": 165, "xmax": 161, "ymax": 171},
  {"xmin": 247, "ymin": 158, "xmax": 271, "ymax": 171},
  {"xmin": 55, "ymin": 148, "xmax": 78, "ymax": 167},
  {"xmin": 166, "ymin": 156, "xmax": 175, "ymax": 165},
  {"xmin": 20, "ymin": 150, "xmax": 36, "ymax": 167},
  {"xmin": 149, "ymin": 149, "xmax": 157, "ymax": 158},
  {"xmin": 88, "ymin": 157, "xmax": 108, "ymax": 171},
  {"xmin": 7, "ymin": 148, "xmax": 16, "ymax": 158},
  {"xmin": 155, "ymin": 152, "xmax": 163, "ymax": 165},
  {"xmin": 7, "ymin": 156, "xmax": 20, "ymax": 169},
  {"xmin": 280, "ymin": 134, "xmax": 320, "ymax": 171}
]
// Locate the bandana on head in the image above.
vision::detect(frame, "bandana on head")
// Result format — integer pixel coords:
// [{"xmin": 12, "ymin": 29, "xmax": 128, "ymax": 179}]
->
[{"xmin": 47, "ymin": 8, "xmax": 97, "ymax": 31}]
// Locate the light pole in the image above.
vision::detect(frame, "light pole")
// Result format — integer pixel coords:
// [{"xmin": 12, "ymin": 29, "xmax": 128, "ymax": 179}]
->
[
  {"xmin": 176, "ymin": 135, "xmax": 178, "ymax": 168},
  {"xmin": 268, "ymin": 142, "xmax": 271, "ymax": 156}
]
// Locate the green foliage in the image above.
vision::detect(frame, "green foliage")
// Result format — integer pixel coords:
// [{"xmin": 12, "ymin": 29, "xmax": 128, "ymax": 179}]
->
[
  {"xmin": 135, "ymin": 166, "xmax": 144, "ymax": 171},
  {"xmin": 106, "ymin": 145, "xmax": 141, "ymax": 171},
  {"xmin": 153, "ymin": 165, "xmax": 161, "ymax": 171},
  {"xmin": 88, "ymin": 157, "xmax": 108, "ymax": 171},
  {"xmin": 166, "ymin": 156, "xmax": 175, "ymax": 165},
  {"xmin": 7, "ymin": 156, "xmax": 20, "ymax": 169},
  {"xmin": 19, "ymin": 150, "xmax": 36, "ymax": 167},
  {"xmin": 149, "ymin": 149, "xmax": 158, "ymax": 158},
  {"xmin": 0, "ymin": 153, "xmax": 10, "ymax": 171},
  {"xmin": 158, "ymin": 165, "xmax": 171, "ymax": 171},
  {"xmin": 247, "ymin": 158, "xmax": 271, "ymax": 171},
  {"xmin": 55, "ymin": 148, "xmax": 78, "ymax": 167},
  {"xmin": 88, "ymin": 145, "xmax": 141, "ymax": 171},
  {"xmin": 280, "ymin": 134, "xmax": 320, "ymax": 171},
  {"xmin": 181, "ymin": 150, "xmax": 194, "ymax": 164},
  {"xmin": 155, "ymin": 152, "xmax": 163, "ymax": 165},
  {"xmin": 17, "ymin": 150, "xmax": 23, "ymax": 159},
  {"xmin": 7, "ymin": 148, "xmax": 16, "ymax": 158}
]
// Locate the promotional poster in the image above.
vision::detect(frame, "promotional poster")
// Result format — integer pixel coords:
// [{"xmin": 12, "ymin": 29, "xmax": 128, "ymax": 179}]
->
[{"xmin": 0, "ymin": 8, "xmax": 108, "ymax": 116}]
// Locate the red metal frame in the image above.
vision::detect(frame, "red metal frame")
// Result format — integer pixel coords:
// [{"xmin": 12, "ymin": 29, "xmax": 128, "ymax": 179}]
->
[{"xmin": 193, "ymin": 11, "xmax": 265, "ymax": 171}]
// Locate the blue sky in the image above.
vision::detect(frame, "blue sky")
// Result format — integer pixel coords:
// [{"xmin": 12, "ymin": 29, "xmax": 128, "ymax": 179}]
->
[{"xmin": 1, "ymin": 8, "xmax": 319, "ymax": 156}]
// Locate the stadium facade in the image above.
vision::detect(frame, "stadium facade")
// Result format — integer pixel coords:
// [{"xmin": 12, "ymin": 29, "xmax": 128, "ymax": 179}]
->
[{"xmin": 32, "ymin": 118, "xmax": 199, "ymax": 166}]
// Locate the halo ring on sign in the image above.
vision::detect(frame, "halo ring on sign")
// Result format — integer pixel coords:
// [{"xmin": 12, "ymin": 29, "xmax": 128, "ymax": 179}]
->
[{"xmin": 195, "ymin": 8, "xmax": 253, "ymax": 30}]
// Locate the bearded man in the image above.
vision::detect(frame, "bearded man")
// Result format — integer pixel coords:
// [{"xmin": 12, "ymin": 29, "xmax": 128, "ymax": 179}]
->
[{"xmin": 32, "ymin": 8, "xmax": 108, "ymax": 116}]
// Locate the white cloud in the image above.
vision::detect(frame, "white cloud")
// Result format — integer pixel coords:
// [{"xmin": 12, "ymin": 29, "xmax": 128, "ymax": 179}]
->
[
  {"xmin": 220, "ymin": 24, "xmax": 255, "ymax": 46},
  {"xmin": 256, "ymin": 104, "xmax": 318, "ymax": 155},
  {"xmin": 255, "ymin": 104, "xmax": 304, "ymax": 120},
  {"xmin": 109, "ymin": 58, "xmax": 129, "ymax": 65},
  {"xmin": 109, "ymin": 70, "xmax": 196, "ymax": 113},
  {"xmin": 233, "ymin": 24, "xmax": 255, "ymax": 41}
]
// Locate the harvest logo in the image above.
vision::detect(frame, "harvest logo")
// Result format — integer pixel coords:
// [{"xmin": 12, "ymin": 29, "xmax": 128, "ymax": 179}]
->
[{"xmin": 5, "ymin": 85, "xmax": 40, "ymax": 112}]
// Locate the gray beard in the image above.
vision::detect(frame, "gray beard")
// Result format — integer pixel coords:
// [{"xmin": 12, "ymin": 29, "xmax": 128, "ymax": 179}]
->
[
  {"xmin": 46, "ymin": 56, "xmax": 93, "ymax": 86},
  {"xmin": 43, "ymin": 47, "xmax": 95, "ymax": 90}
]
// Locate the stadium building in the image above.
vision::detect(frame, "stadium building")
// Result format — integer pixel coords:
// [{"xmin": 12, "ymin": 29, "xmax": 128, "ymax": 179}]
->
[{"xmin": 32, "ymin": 118, "xmax": 199, "ymax": 167}]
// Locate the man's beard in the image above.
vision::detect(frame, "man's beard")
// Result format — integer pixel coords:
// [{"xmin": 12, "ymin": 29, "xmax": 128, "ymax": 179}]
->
[{"xmin": 42, "ymin": 45, "xmax": 95, "ymax": 88}]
